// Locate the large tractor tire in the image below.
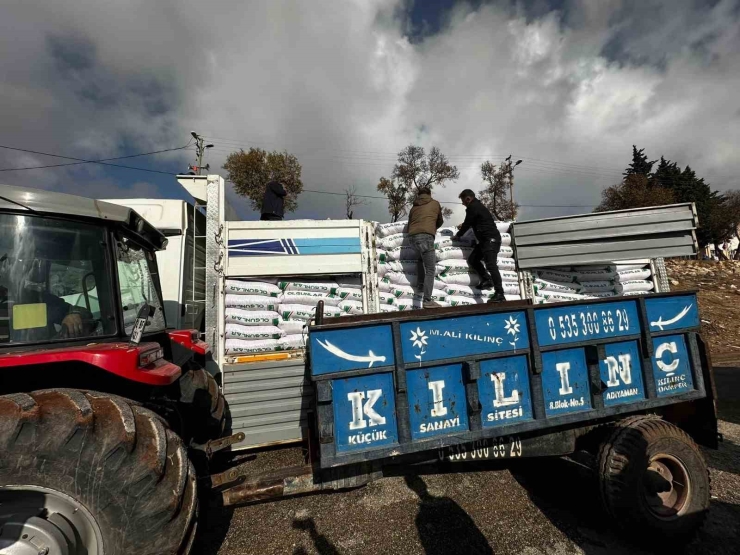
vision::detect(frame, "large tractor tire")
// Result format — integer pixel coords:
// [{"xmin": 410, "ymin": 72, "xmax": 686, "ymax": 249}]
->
[
  {"xmin": 597, "ymin": 415, "xmax": 710, "ymax": 543},
  {"xmin": 0, "ymin": 389, "xmax": 198, "ymax": 555},
  {"xmin": 177, "ymin": 366, "xmax": 227, "ymax": 444}
]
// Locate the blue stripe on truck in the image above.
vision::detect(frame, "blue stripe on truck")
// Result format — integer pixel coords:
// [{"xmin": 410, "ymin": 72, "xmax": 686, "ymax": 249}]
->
[{"xmin": 228, "ymin": 237, "xmax": 361, "ymax": 256}]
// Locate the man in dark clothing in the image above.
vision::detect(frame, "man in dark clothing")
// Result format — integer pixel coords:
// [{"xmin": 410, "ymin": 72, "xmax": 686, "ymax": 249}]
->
[
  {"xmin": 407, "ymin": 188, "xmax": 444, "ymax": 308},
  {"xmin": 454, "ymin": 189, "xmax": 506, "ymax": 303},
  {"xmin": 261, "ymin": 180, "xmax": 287, "ymax": 221}
]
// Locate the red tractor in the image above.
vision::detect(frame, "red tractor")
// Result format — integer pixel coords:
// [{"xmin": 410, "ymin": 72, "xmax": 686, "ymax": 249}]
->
[{"xmin": 0, "ymin": 186, "xmax": 227, "ymax": 554}]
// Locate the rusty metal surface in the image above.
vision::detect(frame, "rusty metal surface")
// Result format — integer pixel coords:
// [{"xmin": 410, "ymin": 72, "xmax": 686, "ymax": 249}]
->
[{"xmin": 218, "ymin": 464, "xmax": 315, "ymax": 506}]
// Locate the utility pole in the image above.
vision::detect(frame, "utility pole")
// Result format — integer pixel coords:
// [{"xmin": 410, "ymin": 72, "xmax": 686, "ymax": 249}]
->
[
  {"xmin": 504, "ymin": 155, "xmax": 522, "ymax": 219},
  {"xmin": 189, "ymin": 131, "xmax": 214, "ymax": 175}
]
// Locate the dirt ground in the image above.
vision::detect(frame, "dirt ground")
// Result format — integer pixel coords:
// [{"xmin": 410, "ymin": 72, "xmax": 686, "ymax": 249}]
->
[
  {"xmin": 665, "ymin": 259, "xmax": 740, "ymax": 363},
  {"xmin": 192, "ymin": 261, "xmax": 740, "ymax": 555}
]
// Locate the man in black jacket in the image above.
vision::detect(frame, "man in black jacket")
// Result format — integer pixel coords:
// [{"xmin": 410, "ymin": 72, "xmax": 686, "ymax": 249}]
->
[
  {"xmin": 261, "ymin": 180, "xmax": 287, "ymax": 221},
  {"xmin": 453, "ymin": 189, "xmax": 506, "ymax": 302}
]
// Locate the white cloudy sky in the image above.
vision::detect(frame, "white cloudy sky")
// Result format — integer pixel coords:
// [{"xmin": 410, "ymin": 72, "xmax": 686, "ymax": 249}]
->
[{"xmin": 1, "ymin": 0, "xmax": 739, "ymax": 222}]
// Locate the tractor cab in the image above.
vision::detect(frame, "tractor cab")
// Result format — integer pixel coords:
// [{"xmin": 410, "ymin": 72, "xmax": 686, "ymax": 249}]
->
[{"xmin": 0, "ymin": 185, "xmax": 168, "ymax": 349}]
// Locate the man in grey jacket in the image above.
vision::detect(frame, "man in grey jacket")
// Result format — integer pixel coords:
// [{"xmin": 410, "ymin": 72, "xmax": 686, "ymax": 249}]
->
[{"xmin": 407, "ymin": 188, "xmax": 444, "ymax": 308}]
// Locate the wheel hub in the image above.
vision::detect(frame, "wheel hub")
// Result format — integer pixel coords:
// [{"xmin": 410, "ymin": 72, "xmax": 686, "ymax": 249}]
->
[
  {"xmin": 0, "ymin": 486, "xmax": 103, "ymax": 555},
  {"xmin": 643, "ymin": 454, "xmax": 691, "ymax": 519}
]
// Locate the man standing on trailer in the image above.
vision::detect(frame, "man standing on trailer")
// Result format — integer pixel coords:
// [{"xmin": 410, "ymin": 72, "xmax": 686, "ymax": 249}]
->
[
  {"xmin": 408, "ymin": 187, "xmax": 444, "ymax": 309},
  {"xmin": 454, "ymin": 189, "xmax": 506, "ymax": 303},
  {"xmin": 260, "ymin": 179, "xmax": 287, "ymax": 221}
]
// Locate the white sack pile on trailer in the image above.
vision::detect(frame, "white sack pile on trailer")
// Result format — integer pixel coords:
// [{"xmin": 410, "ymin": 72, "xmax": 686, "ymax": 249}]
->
[
  {"xmin": 532, "ymin": 262, "xmax": 654, "ymax": 304},
  {"xmin": 374, "ymin": 220, "xmax": 520, "ymax": 312},
  {"xmin": 223, "ymin": 277, "xmax": 365, "ymax": 355}
]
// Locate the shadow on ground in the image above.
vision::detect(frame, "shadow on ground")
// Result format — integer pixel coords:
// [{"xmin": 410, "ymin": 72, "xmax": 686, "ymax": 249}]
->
[{"xmin": 404, "ymin": 475, "xmax": 494, "ymax": 555}]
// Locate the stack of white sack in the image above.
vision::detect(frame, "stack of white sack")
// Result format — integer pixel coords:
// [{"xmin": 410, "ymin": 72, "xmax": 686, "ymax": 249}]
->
[
  {"xmin": 224, "ymin": 277, "xmax": 365, "ymax": 355},
  {"xmin": 375, "ymin": 220, "xmax": 521, "ymax": 303},
  {"xmin": 532, "ymin": 262, "xmax": 654, "ymax": 304}
]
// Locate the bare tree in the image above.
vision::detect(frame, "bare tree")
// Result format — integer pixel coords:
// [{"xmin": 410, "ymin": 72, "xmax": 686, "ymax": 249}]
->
[
  {"xmin": 376, "ymin": 145, "xmax": 459, "ymax": 221},
  {"xmin": 376, "ymin": 177, "xmax": 407, "ymax": 222},
  {"xmin": 343, "ymin": 184, "xmax": 368, "ymax": 219}
]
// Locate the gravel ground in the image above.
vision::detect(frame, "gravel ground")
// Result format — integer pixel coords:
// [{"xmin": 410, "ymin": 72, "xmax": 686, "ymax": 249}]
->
[{"xmin": 193, "ymin": 367, "xmax": 740, "ymax": 555}]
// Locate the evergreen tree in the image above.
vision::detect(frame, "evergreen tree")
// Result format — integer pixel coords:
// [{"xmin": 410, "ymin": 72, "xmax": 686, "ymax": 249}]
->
[
  {"xmin": 623, "ymin": 145, "xmax": 656, "ymax": 177},
  {"xmin": 651, "ymin": 157, "xmax": 682, "ymax": 192}
]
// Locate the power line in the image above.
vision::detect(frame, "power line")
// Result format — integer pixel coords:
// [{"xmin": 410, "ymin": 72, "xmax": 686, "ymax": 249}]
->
[
  {"xmin": 301, "ymin": 188, "xmax": 596, "ymax": 208},
  {"xmin": 0, "ymin": 143, "xmax": 192, "ymax": 174}
]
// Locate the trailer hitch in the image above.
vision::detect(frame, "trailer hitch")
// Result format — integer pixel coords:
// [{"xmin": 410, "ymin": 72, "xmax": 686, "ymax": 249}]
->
[{"xmin": 191, "ymin": 432, "xmax": 245, "ymax": 458}]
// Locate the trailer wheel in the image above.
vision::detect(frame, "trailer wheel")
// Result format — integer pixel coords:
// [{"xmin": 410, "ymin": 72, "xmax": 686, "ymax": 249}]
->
[
  {"xmin": 598, "ymin": 415, "xmax": 710, "ymax": 541},
  {"xmin": 178, "ymin": 366, "xmax": 227, "ymax": 444},
  {"xmin": 0, "ymin": 389, "xmax": 198, "ymax": 555}
]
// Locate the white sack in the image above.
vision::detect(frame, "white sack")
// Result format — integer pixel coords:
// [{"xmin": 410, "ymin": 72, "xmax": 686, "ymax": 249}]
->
[
  {"xmin": 537, "ymin": 269, "xmax": 576, "ymax": 283},
  {"xmin": 496, "ymin": 221, "xmax": 513, "ymax": 233},
  {"xmin": 224, "ymin": 279, "xmax": 281, "ymax": 297},
  {"xmin": 336, "ymin": 287, "xmax": 364, "ymax": 301},
  {"xmin": 338, "ymin": 300, "xmax": 364, "ymax": 315},
  {"xmin": 379, "ymin": 292, "xmax": 396, "ymax": 305},
  {"xmin": 336, "ymin": 276, "xmax": 362, "ymax": 287},
  {"xmin": 591, "ymin": 291, "xmax": 617, "ymax": 298},
  {"xmin": 447, "ymin": 295, "xmax": 484, "ymax": 306},
  {"xmin": 578, "ymin": 280, "xmax": 615, "ymax": 293},
  {"xmin": 279, "ymin": 334, "xmax": 306, "ymax": 350},
  {"xmin": 280, "ymin": 291, "xmax": 342, "ymax": 307},
  {"xmin": 225, "ymin": 338, "xmax": 279, "ymax": 355},
  {"xmin": 224, "ymin": 308, "xmax": 281, "ymax": 326},
  {"xmin": 575, "ymin": 269, "xmax": 616, "ymax": 282},
  {"xmin": 439, "ymin": 273, "xmax": 481, "ymax": 287},
  {"xmin": 225, "ymin": 295, "xmax": 279, "ymax": 311},
  {"xmin": 278, "ymin": 304, "xmax": 342, "ymax": 321},
  {"xmin": 615, "ymin": 268, "xmax": 652, "ymax": 282},
  {"xmin": 534, "ymin": 278, "xmax": 579, "ymax": 294},
  {"xmin": 380, "ymin": 233, "xmax": 411, "ymax": 249},
  {"xmin": 384, "ymin": 245, "xmax": 418, "ymax": 261},
  {"xmin": 376, "ymin": 221, "xmax": 407, "ymax": 237},
  {"xmin": 615, "ymin": 280, "xmax": 654, "ymax": 294},
  {"xmin": 613, "ymin": 263, "xmax": 648, "ymax": 272},
  {"xmin": 225, "ymin": 324, "xmax": 284, "ymax": 340},
  {"xmin": 280, "ymin": 281, "xmax": 338, "ymax": 295},
  {"xmin": 278, "ymin": 320, "xmax": 307, "ymax": 334},
  {"xmin": 435, "ymin": 246, "xmax": 474, "ymax": 261}
]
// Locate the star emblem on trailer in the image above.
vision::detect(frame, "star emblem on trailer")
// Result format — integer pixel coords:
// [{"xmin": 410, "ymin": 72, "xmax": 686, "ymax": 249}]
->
[
  {"xmin": 504, "ymin": 316, "xmax": 520, "ymax": 336},
  {"xmin": 410, "ymin": 327, "xmax": 428, "ymax": 349}
]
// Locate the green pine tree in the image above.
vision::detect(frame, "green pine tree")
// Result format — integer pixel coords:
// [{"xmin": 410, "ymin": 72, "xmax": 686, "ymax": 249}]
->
[{"xmin": 623, "ymin": 145, "xmax": 657, "ymax": 177}]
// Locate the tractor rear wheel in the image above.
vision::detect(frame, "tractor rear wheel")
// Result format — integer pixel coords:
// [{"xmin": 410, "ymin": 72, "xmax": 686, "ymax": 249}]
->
[{"xmin": 0, "ymin": 389, "xmax": 198, "ymax": 555}]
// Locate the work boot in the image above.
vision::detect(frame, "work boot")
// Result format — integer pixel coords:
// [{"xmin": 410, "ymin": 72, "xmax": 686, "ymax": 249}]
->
[
  {"xmin": 487, "ymin": 292, "xmax": 506, "ymax": 304},
  {"xmin": 423, "ymin": 300, "xmax": 442, "ymax": 309},
  {"xmin": 478, "ymin": 280, "xmax": 494, "ymax": 290}
]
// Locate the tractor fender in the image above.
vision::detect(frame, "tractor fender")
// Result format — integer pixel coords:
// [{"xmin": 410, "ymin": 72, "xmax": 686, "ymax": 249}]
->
[{"xmin": 0, "ymin": 342, "xmax": 181, "ymax": 386}]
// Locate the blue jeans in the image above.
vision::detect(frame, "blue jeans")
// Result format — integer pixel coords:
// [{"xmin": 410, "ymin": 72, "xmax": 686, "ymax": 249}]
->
[{"xmin": 411, "ymin": 233, "xmax": 436, "ymax": 301}]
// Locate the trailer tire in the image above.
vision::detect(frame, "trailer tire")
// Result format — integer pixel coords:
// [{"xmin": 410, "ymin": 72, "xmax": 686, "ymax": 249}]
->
[
  {"xmin": 0, "ymin": 389, "xmax": 198, "ymax": 555},
  {"xmin": 178, "ymin": 366, "xmax": 227, "ymax": 444},
  {"xmin": 598, "ymin": 415, "xmax": 709, "ymax": 542}
]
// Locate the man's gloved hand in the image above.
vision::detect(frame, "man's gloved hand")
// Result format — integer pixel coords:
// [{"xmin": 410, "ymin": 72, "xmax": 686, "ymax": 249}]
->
[{"xmin": 60, "ymin": 313, "xmax": 84, "ymax": 338}]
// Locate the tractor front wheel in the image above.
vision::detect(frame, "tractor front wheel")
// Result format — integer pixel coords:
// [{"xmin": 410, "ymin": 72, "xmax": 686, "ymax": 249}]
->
[{"xmin": 0, "ymin": 389, "xmax": 198, "ymax": 555}]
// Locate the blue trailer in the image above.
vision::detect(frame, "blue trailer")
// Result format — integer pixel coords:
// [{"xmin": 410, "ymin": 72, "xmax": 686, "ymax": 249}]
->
[{"xmin": 214, "ymin": 292, "xmax": 717, "ymax": 543}]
